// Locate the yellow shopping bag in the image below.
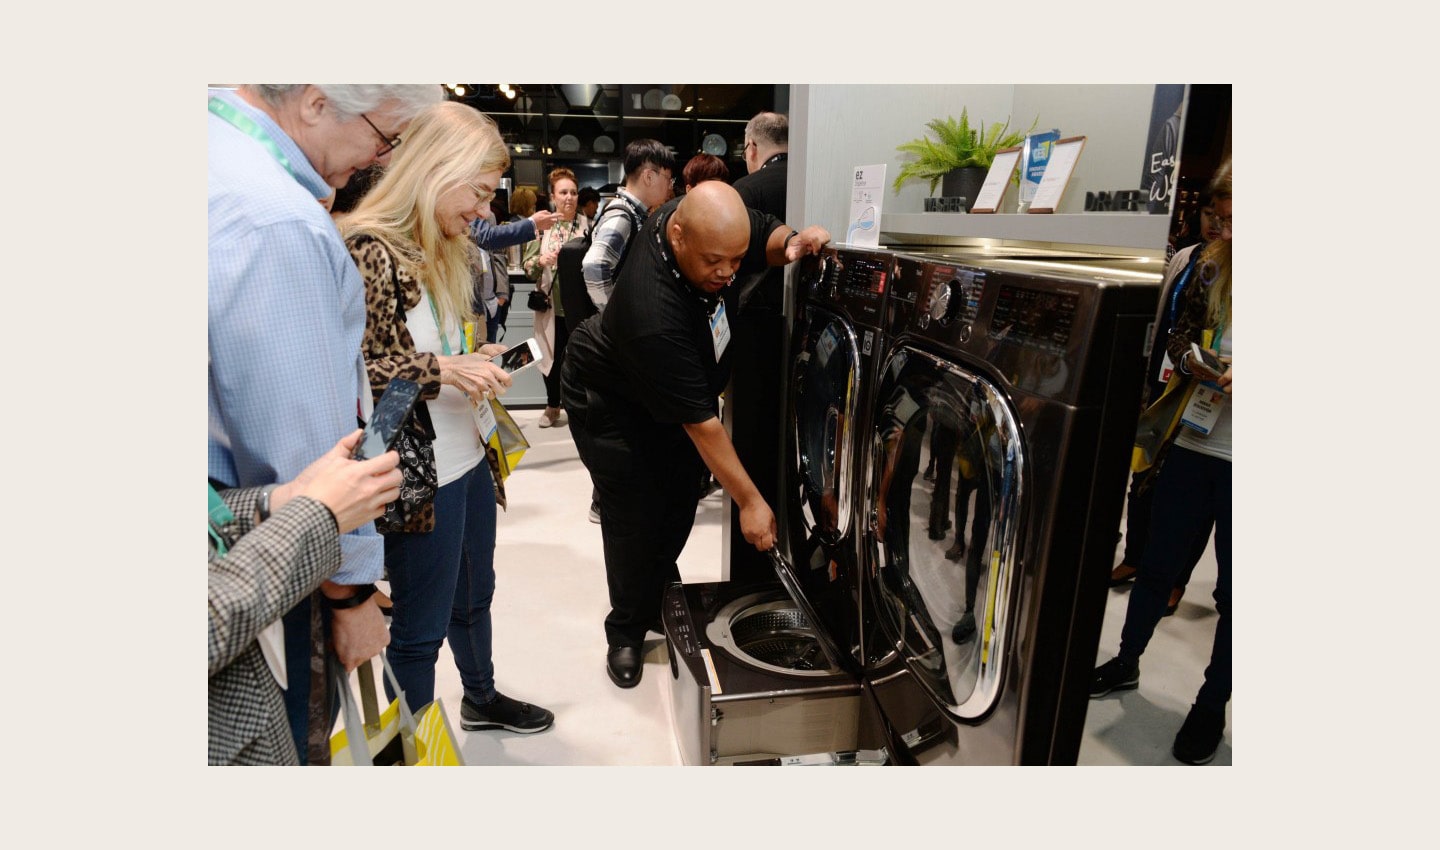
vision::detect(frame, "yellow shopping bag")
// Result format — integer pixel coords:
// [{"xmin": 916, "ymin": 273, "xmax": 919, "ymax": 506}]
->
[
  {"xmin": 484, "ymin": 398, "xmax": 530, "ymax": 482},
  {"xmin": 329, "ymin": 655, "xmax": 465, "ymax": 766}
]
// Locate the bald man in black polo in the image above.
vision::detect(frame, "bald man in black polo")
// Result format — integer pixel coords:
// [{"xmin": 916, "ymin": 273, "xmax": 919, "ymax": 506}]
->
[{"xmin": 560, "ymin": 182, "xmax": 830, "ymax": 688}]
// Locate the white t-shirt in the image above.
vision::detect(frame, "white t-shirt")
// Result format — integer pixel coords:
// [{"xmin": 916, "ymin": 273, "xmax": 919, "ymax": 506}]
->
[{"xmin": 405, "ymin": 289, "xmax": 484, "ymax": 487}]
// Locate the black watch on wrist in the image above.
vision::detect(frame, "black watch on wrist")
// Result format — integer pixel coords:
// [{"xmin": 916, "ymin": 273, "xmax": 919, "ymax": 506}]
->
[
  {"xmin": 257, "ymin": 484, "xmax": 278, "ymax": 522},
  {"xmin": 322, "ymin": 583, "xmax": 379, "ymax": 610}
]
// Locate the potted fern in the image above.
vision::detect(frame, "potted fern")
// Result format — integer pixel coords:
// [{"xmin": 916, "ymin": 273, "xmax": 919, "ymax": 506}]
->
[{"xmin": 893, "ymin": 109, "xmax": 1035, "ymax": 211}]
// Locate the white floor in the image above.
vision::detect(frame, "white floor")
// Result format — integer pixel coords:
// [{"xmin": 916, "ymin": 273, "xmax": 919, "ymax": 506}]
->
[{"xmin": 370, "ymin": 407, "xmax": 1229, "ymax": 767}]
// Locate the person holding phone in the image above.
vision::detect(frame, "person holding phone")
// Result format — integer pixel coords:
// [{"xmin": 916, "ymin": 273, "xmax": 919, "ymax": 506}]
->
[
  {"xmin": 210, "ymin": 431, "xmax": 402, "ymax": 765},
  {"xmin": 209, "ymin": 84, "xmax": 441, "ymax": 763},
  {"xmin": 1091, "ymin": 158, "xmax": 1232, "ymax": 765},
  {"xmin": 523, "ymin": 167, "xmax": 590, "ymax": 428},
  {"xmin": 1109, "ymin": 189, "xmax": 1226, "ymax": 607},
  {"xmin": 338, "ymin": 102, "xmax": 554, "ymax": 734}
]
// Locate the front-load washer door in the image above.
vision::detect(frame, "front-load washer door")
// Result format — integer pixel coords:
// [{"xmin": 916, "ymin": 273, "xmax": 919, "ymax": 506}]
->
[
  {"xmin": 793, "ymin": 305, "xmax": 861, "ymax": 543},
  {"xmin": 781, "ymin": 304, "xmax": 868, "ymax": 671},
  {"xmin": 866, "ymin": 346, "xmax": 1024, "ymax": 722}
]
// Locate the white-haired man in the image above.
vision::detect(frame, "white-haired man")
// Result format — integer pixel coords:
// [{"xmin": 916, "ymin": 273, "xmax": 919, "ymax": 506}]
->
[{"xmin": 208, "ymin": 84, "xmax": 442, "ymax": 764}]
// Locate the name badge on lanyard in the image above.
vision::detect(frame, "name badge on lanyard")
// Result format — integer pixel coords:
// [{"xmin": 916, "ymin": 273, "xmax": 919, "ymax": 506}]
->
[
  {"xmin": 472, "ymin": 398, "xmax": 498, "ymax": 443},
  {"xmin": 1180, "ymin": 385, "xmax": 1226, "ymax": 435},
  {"xmin": 710, "ymin": 301, "xmax": 731, "ymax": 361}
]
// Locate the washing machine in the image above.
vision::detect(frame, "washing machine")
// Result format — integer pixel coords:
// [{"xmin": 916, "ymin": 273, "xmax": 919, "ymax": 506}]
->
[
  {"xmin": 663, "ymin": 580, "xmax": 866, "ymax": 766},
  {"xmin": 856, "ymin": 251, "xmax": 1161, "ymax": 764},
  {"xmin": 662, "ymin": 245, "xmax": 897, "ymax": 766}
]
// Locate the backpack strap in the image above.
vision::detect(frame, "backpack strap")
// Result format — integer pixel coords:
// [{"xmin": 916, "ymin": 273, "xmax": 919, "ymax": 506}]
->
[{"xmin": 596, "ymin": 193, "xmax": 644, "ymax": 270}]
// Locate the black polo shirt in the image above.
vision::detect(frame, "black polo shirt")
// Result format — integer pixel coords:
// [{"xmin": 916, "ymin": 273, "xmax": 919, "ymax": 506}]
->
[
  {"xmin": 733, "ymin": 153, "xmax": 787, "ymax": 219},
  {"xmin": 565, "ymin": 196, "xmax": 783, "ymax": 426}
]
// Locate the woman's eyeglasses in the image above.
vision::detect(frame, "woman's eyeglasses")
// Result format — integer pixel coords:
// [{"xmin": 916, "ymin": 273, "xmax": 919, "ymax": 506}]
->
[{"xmin": 465, "ymin": 182, "xmax": 496, "ymax": 204}]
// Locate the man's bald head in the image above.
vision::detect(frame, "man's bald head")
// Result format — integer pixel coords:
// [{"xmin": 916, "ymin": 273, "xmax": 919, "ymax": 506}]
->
[{"xmin": 669, "ymin": 181, "xmax": 752, "ymax": 295}]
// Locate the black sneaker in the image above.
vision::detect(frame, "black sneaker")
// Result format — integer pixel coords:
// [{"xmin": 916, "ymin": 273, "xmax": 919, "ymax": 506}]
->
[
  {"xmin": 1172, "ymin": 704, "xmax": 1225, "ymax": 765},
  {"xmin": 460, "ymin": 692, "xmax": 554, "ymax": 734},
  {"xmin": 1089, "ymin": 657, "xmax": 1139, "ymax": 698}
]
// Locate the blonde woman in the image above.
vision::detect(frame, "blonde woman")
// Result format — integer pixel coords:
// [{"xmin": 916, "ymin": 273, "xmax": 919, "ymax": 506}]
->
[
  {"xmin": 338, "ymin": 101, "xmax": 553, "ymax": 734},
  {"xmin": 523, "ymin": 166, "xmax": 589, "ymax": 427},
  {"xmin": 1090, "ymin": 158, "xmax": 1232, "ymax": 765}
]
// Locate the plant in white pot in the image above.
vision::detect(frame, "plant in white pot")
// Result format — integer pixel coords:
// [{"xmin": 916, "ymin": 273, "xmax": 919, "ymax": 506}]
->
[{"xmin": 893, "ymin": 109, "xmax": 1035, "ymax": 211}]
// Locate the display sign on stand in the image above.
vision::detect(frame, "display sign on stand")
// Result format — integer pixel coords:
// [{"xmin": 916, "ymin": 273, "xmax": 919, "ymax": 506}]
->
[
  {"xmin": 970, "ymin": 146, "xmax": 1022, "ymax": 214},
  {"xmin": 1019, "ymin": 129, "xmax": 1060, "ymax": 212},
  {"xmin": 1026, "ymin": 137, "xmax": 1086, "ymax": 214},
  {"xmin": 846, "ymin": 164, "xmax": 886, "ymax": 247}
]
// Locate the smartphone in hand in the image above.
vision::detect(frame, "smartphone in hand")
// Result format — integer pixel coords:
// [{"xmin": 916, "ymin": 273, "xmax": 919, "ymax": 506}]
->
[
  {"xmin": 497, "ymin": 337, "xmax": 543, "ymax": 375},
  {"xmin": 1190, "ymin": 342, "xmax": 1227, "ymax": 375},
  {"xmin": 353, "ymin": 378, "xmax": 422, "ymax": 460}
]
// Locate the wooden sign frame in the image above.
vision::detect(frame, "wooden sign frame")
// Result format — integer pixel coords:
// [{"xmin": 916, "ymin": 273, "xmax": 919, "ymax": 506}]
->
[
  {"xmin": 970, "ymin": 146, "xmax": 1023, "ymax": 214},
  {"xmin": 1026, "ymin": 136, "xmax": 1087, "ymax": 214}
]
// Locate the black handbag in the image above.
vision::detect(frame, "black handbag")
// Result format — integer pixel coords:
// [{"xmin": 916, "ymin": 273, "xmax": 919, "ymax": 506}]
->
[
  {"xmin": 527, "ymin": 286, "xmax": 551, "ymax": 312},
  {"xmin": 373, "ymin": 400, "xmax": 438, "ymax": 534}
]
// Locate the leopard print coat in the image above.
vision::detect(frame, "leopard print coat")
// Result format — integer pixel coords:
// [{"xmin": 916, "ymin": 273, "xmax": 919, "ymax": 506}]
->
[{"xmin": 347, "ymin": 234, "xmax": 507, "ymax": 523}]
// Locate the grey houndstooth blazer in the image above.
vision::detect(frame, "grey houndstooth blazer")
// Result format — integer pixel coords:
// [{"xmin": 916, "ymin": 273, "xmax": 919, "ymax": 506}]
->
[{"xmin": 209, "ymin": 487, "xmax": 340, "ymax": 765}]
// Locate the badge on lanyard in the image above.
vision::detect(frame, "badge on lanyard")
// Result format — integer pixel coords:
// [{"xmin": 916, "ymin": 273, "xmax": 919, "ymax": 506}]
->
[
  {"xmin": 1158, "ymin": 352, "xmax": 1176, "ymax": 384},
  {"xmin": 1180, "ymin": 384, "xmax": 1226, "ymax": 435},
  {"xmin": 472, "ymin": 398, "xmax": 498, "ymax": 443},
  {"xmin": 710, "ymin": 301, "xmax": 731, "ymax": 361}
]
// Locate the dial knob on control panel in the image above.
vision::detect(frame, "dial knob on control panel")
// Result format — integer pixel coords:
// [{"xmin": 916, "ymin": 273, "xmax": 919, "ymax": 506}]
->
[
  {"xmin": 802, "ymin": 255, "xmax": 831, "ymax": 298},
  {"xmin": 928, "ymin": 284, "xmax": 950, "ymax": 324},
  {"xmin": 929, "ymin": 279, "xmax": 964, "ymax": 325}
]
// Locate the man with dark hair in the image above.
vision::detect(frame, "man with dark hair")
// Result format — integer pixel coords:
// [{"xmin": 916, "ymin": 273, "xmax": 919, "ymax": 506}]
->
[
  {"xmin": 561, "ymin": 181, "xmax": 829, "ymax": 689},
  {"xmin": 575, "ymin": 139, "xmax": 676, "ymax": 524},
  {"xmin": 581, "ymin": 139, "xmax": 676, "ymax": 312},
  {"xmin": 578, "ymin": 186, "xmax": 601, "ymax": 222}
]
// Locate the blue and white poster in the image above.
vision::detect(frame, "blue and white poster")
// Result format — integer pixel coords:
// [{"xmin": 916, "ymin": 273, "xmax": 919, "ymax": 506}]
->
[{"xmin": 1020, "ymin": 130, "xmax": 1061, "ymax": 208}]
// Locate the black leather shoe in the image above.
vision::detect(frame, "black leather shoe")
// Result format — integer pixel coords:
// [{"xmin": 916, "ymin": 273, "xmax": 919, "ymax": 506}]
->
[{"xmin": 606, "ymin": 645, "xmax": 642, "ymax": 688}]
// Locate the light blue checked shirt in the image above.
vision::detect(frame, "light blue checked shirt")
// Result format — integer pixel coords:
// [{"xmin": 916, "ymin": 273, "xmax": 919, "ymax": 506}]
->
[{"xmin": 207, "ymin": 89, "xmax": 382, "ymax": 584}]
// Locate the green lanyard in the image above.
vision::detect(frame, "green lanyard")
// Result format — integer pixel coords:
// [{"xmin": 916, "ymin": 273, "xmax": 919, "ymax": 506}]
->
[
  {"xmin": 208, "ymin": 484, "xmax": 236, "ymax": 555},
  {"xmin": 208, "ymin": 96, "xmax": 295, "ymax": 177},
  {"xmin": 1211, "ymin": 304, "xmax": 1229, "ymax": 353},
  {"xmin": 426, "ymin": 291, "xmax": 469, "ymax": 355}
]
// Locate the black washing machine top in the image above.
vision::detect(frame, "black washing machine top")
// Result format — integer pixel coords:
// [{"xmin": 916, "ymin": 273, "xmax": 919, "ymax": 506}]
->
[
  {"xmin": 886, "ymin": 253, "xmax": 1159, "ymax": 405},
  {"xmin": 795, "ymin": 245, "xmax": 898, "ymax": 330}
]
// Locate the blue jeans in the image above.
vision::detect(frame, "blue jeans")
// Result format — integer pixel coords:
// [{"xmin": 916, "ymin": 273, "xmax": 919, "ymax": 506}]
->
[
  {"xmin": 383, "ymin": 460, "xmax": 498, "ymax": 709},
  {"xmin": 1119, "ymin": 445, "xmax": 1231, "ymax": 712}
]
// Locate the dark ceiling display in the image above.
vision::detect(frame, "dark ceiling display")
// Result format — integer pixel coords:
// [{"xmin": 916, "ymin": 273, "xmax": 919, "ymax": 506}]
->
[{"xmin": 442, "ymin": 83, "xmax": 786, "ymax": 188}]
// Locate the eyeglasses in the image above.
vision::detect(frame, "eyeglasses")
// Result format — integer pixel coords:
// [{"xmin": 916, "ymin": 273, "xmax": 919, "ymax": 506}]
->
[
  {"xmin": 743, "ymin": 139, "xmax": 756, "ymax": 151},
  {"xmin": 464, "ymin": 181, "xmax": 496, "ymax": 204},
  {"xmin": 361, "ymin": 113, "xmax": 402, "ymax": 157}
]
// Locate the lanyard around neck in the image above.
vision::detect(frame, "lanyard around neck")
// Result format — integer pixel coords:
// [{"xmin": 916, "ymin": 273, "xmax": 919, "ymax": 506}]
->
[
  {"xmin": 209, "ymin": 96, "xmax": 295, "ymax": 177},
  {"xmin": 426, "ymin": 291, "xmax": 468, "ymax": 355},
  {"xmin": 208, "ymin": 484, "xmax": 236, "ymax": 555},
  {"xmin": 653, "ymin": 211, "xmax": 722, "ymax": 317}
]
